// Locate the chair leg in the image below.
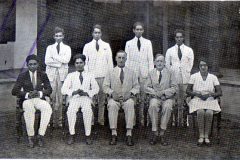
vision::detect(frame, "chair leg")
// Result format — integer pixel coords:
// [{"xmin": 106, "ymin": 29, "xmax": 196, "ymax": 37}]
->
[
  {"xmin": 16, "ymin": 108, "xmax": 23, "ymax": 143},
  {"xmin": 210, "ymin": 115, "xmax": 214, "ymax": 138},
  {"xmin": 62, "ymin": 105, "xmax": 67, "ymax": 139},
  {"xmin": 217, "ymin": 112, "xmax": 221, "ymax": 143}
]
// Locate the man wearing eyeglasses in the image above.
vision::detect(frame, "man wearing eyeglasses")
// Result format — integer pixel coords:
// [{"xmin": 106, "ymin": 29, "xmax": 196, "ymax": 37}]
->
[{"xmin": 45, "ymin": 27, "xmax": 71, "ymax": 128}]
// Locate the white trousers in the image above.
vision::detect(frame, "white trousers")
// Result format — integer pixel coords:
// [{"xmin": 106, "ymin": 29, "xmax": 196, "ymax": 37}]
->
[
  {"xmin": 23, "ymin": 98, "xmax": 52, "ymax": 136},
  {"xmin": 67, "ymin": 96, "xmax": 93, "ymax": 136},
  {"xmin": 107, "ymin": 98, "xmax": 135, "ymax": 130},
  {"xmin": 148, "ymin": 98, "xmax": 173, "ymax": 131}
]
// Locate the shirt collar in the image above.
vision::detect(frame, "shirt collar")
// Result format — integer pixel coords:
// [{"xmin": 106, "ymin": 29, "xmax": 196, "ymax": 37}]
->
[
  {"xmin": 175, "ymin": 44, "xmax": 184, "ymax": 49},
  {"xmin": 54, "ymin": 41, "xmax": 63, "ymax": 46},
  {"xmin": 76, "ymin": 70, "xmax": 86, "ymax": 75},
  {"xmin": 134, "ymin": 36, "xmax": 143, "ymax": 41},
  {"xmin": 92, "ymin": 39, "xmax": 102, "ymax": 43},
  {"xmin": 116, "ymin": 66, "xmax": 126, "ymax": 74}
]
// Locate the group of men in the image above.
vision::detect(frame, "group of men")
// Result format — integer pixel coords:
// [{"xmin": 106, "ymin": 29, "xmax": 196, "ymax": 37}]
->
[{"xmin": 12, "ymin": 22, "xmax": 194, "ymax": 148}]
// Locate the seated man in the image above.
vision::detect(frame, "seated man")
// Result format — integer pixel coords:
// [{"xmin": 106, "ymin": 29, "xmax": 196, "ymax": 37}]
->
[
  {"xmin": 12, "ymin": 55, "xmax": 52, "ymax": 148},
  {"xmin": 103, "ymin": 50, "xmax": 140, "ymax": 146},
  {"xmin": 144, "ymin": 54, "xmax": 177, "ymax": 146},
  {"xmin": 61, "ymin": 54, "xmax": 99, "ymax": 145}
]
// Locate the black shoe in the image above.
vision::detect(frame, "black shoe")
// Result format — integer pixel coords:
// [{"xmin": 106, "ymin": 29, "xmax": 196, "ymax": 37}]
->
[
  {"xmin": 126, "ymin": 136, "xmax": 134, "ymax": 146},
  {"xmin": 67, "ymin": 135, "xmax": 74, "ymax": 145},
  {"xmin": 150, "ymin": 134, "xmax": 158, "ymax": 145},
  {"xmin": 205, "ymin": 138, "xmax": 212, "ymax": 147},
  {"xmin": 160, "ymin": 136, "xmax": 167, "ymax": 146},
  {"xmin": 197, "ymin": 138, "xmax": 204, "ymax": 147},
  {"xmin": 86, "ymin": 136, "xmax": 93, "ymax": 145},
  {"xmin": 109, "ymin": 135, "xmax": 117, "ymax": 145},
  {"xmin": 28, "ymin": 136, "xmax": 34, "ymax": 148},
  {"xmin": 37, "ymin": 135, "xmax": 44, "ymax": 147}
]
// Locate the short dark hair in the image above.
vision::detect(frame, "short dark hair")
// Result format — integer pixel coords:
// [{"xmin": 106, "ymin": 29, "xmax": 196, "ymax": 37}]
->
[
  {"xmin": 92, "ymin": 24, "xmax": 102, "ymax": 32},
  {"xmin": 116, "ymin": 50, "xmax": 127, "ymax": 57},
  {"xmin": 54, "ymin": 27, "xmax": 64, "ymax": 34},
  {"xmin": 154, "ymin": 54, "xmax": 164, "ymax": 60},
  {"xmin": 174, "ymin": 29, "xmax": 185, "ymax": 37},
  {"xmin": 26, "ymin": 55, "xmax": 38, "ymax": 64},
  {"xmin": 198, "ymin": 57, "xmax": 210, "ymax": 69},
  {"xmin": 73, "ymin": 54, "xmax": 86, "ymax": 63},
  {"xmin": 133, "ymin": 22, "xmax": 144, "ymax": 30}
]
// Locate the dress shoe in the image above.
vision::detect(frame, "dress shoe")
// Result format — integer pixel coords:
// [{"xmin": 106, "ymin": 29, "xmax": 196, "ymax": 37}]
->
[
  {"xmin": 159, "ymin": 136, "xmax": 167, "ymax": 146},
  {"xmin": 37, "ymin": 135, "xmax": 44, "ymax": 147},
  {"xmin": 197, "ymin": 137, "xmax": 204, "ymax": 147},
  {"xmin": 126, "ymin": 136, "xmax": 134, "ymax": 146},
  {"xmin": 109, "ymin": 135, "xmax": 117, "ymax": 145},
  {"xmin": 205, "ymin": 138, "xmax": 212, "ymax": 147},
  {"xmin": 86, "ymin": 136, "xmax": 93, "ymax": 145},
  {"xmin": 67, "ymin": 135, "xmax": 74, "ymax": 145},
  {"xmin": 150, "ymin": 134, "xmax": 158, "ymax": 145},
  {"xmin": 28, "ymin": 136, "xmax": 34, "ymax": 148}
]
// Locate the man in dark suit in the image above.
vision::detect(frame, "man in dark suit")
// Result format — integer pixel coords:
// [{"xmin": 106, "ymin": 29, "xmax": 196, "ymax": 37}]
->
[
  {"xmin": 12, "ymin": 55, "xmax": 52, "ymax": 148},
  {"xmin": 144, "ymin": 54, "xmax": 177, "ymax": 146}
]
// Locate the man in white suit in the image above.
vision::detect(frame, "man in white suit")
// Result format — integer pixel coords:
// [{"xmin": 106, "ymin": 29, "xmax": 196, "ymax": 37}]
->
[
  {"xmin": 45, "ymin": 27, "xmax": 71, "ymax": 128},
  {"xmin": 165, "ymin": 29, "xmax": 194, "ymax": 126},
  {"xmin": 103, "ymin": 50, "xmax": 140, "ymax": 146},
  {"xmin": 145, "ymin": 54, "xmax": 177, "ymax": 146},
  {"xmin": 125, "ymin": 22, "xmax": 154, "ymax": 126},
  {"xmin": 83, "ymin": 24, "xmax": 113, "ymax": 126},
  {"xmin": 61, "ymin": 54, "xmax": 99, "ymax": 145}
]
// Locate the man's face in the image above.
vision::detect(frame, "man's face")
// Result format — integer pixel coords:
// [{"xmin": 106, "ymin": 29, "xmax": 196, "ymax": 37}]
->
[
  {"xmin": 27, "ymin": 59, "xmax": 38, "ymax": 72},
  {"xmin": 133, "ymin": 25, "xmax": 144, "ymax": 38},
  {"xmin": 115, "ymin": 52, "xmax": 127, "ymax": 68},
  {"xmin": 92, "ymin": 28, "xmax": 102, "ymax": 41},
  {"xmin": 199, "ymin": 61, "xmax": 208, "ymax": 73},
  {"xmin": 175, "ymin": 33, "xmax": 184, "ymax": 46},
  {"xmin": 75, "ymin": 58, "xmax": 85, "ymax": 72},
  {"xmin": 154, "ymin": 56, "xmax": 165, "ymax": 71},
  {"xmin": 54, "ymin": 32, "xmax": 64, "ymax": 43}
]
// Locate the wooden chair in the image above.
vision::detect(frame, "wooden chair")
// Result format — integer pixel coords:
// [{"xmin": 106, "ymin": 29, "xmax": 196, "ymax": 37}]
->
[
  {"xmin": 15, "ymin": 97, "xmax": 53, "ymax": 143},
  {"xmin": 185, "ymin": 97, "xmax": 222, "ymax": 143},
  {"xmin": 61, "ymin": 94, "xmax": 98, "ymax": 138}
]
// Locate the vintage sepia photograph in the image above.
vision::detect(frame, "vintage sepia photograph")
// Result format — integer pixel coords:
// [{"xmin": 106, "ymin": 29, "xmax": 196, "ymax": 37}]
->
[{"xmin": 0, "ymin": 0, "xmax": 239, "ymax": 159}]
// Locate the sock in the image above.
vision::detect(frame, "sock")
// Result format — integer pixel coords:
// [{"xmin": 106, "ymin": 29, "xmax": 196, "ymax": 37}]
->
[
  {"xmin": 160, "ymin": 129, "xmax": 165, "ymax": 136},
  {"xmin": 126, "ymin": 129, "xmax": 132, "ymax": 136},
  {"xmin": 112, "ymin": 129, "xmax": 117, "ymax": 136}
]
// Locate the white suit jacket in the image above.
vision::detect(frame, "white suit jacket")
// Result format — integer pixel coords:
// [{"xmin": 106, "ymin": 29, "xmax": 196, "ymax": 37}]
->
[
  {"xmin": 165, "ymin": 44, "xmax": 194, "ymax": 84},
  {"xmin": 103, "ymin": 67, "xmax": 140, "ymax": 98},
  {"xmin": 125, "ymin": 36, "xmax": 154, "ymax": 79},
  {"xmin": 61, "ymin": 70, "xmax": 99, "ymax": 100},
  {"xmin": 83, "ymin": 39, "xmax": 113, "ymax": 78},
  {"xmin": 45, "ymin": 42, "xmax": 71, "ymax": 81},
  {"xmin": 144, "ymin": 68, "xmax": 177, "ymax": 99}
]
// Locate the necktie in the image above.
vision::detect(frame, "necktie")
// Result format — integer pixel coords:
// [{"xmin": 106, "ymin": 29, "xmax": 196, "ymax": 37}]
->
[
  {"xmin": 32, "ymin": 72, "xmax": 36, "ymax": 89},
  {"xmin": 96, "ymin": 40, "xmax": 99, "ymax": 51},
  {"xmin": 57, "ymin": 43, "xmax": 60, "ymax": 54},
  {"xmin": 158, "ymin": 72, "xmax": 162, "ymax": 84},
  {"xmin": 79, "ymin": 72, "xmax": 83, "ymax": 84},
  {"xmin": 137, "ymin": 38, "xmax": 141, "ymax": 51},
  {"xmin": 120, "ymin": 68, "xmax": 124, "ymax": 84},
  {"xmin": 178, "ymin": 46, "xmax": 182, "ymax": 60}
]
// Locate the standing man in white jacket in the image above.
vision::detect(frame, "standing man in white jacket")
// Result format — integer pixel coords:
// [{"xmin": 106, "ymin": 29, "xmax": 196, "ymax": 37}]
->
[
  {"xmin": 165, "ymin": 29, "xmax": 194, "ymax": 126},
  {"xmin": 45, "ymin": 27, "xmax": 71, "ymax": 128},
  {"xmin": 83, "ymin": 24, "xmax": 113, "ymax": 126},
  {"xmin": 125, "ymin": 22, "xmax": 154, "ymax": 126}
]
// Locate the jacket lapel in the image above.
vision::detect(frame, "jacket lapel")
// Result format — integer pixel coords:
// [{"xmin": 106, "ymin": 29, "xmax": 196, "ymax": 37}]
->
[{"xmin": 26, "ymin": 71, "xmax": 34, "ymax": 90}]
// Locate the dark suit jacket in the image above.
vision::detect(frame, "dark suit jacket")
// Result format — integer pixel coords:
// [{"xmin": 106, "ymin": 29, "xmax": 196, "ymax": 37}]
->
[{"xmin": 12, "ymin": 70, "xmax": 52, "ymax": 100}]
